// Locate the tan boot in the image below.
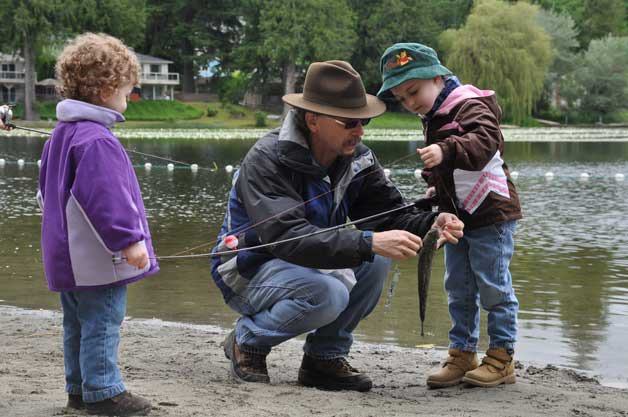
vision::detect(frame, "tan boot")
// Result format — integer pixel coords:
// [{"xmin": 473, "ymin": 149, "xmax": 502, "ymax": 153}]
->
[
  {"xmin": 426, "ymin": 348, "xmax": 479, "ymax": 388},
  {"xmin": 462, "ymin": 348, "xmax": 516, "ymax": 387}
]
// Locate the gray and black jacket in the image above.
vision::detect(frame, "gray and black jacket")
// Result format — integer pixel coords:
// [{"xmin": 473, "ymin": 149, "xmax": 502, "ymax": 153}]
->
[{"xmin": 210, "ymin": 110, "xmax": 437, "ymax": 303}]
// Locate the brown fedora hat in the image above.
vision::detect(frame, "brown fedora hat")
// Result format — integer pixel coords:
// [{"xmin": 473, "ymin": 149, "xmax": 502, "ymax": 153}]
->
[{"xmin": 282, "ymin": 60, "xmax": 386, "ymax": 119}]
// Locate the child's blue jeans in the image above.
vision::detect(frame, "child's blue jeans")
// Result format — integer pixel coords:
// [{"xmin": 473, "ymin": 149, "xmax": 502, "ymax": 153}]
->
[
  {"xmin": 444, "ymin": 220, "xmax": 518, "ymax": 352},
  {"xmin": 60, "ymin": 285, "xmax": 127, "ymax": 403}
]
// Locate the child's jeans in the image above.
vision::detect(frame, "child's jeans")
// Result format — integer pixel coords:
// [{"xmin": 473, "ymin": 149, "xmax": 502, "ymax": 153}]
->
[
  {"xmin": 444, "ymin": 220, "xmax": 518, "ymax": 352},
  {"xmin": 60, "ymin": 285, "xmax": 127, "ymax": 403}
]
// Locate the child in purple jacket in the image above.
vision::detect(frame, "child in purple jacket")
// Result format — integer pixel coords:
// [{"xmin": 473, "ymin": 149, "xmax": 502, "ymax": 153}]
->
[{"xmin": 38, "ymin": 33, "xmax": 158, "ymax": 416}]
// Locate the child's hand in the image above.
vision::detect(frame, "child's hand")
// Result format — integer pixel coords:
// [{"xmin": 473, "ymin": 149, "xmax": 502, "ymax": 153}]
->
[
  {"xmin": 433, "ymin": 213, "xmax": 464, "ymax": 247},
  {"xmin": 122, "ymin": 242, "xmax": 149, "ymax": 269},
  {"xmin": 425, "ymin": 186, "xmax": 436, "ymax": 198},
  {"xmin": 418, "ymin": 144, "xmax": 443, "ymax": 168}
]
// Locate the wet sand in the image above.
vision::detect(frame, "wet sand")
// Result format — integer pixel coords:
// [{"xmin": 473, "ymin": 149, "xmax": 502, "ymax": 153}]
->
[{"xmin": 1, "ymin": 305, "xmax": 627, "ymax": 417}]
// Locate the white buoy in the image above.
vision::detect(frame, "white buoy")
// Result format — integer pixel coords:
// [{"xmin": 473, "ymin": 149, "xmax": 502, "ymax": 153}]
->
[
  {"xmin": 579, "ymin": 172, "xmax": 590, "ymax": 181},
  {"xmin": 37, "ymin": 160, "xmax": 41, "ymax": 169},
  {"xmin": 17, "ymin": 159, "xmax": 25, "ymax": 168},
  {"xmin": 144, "ymin": 162, "xmax": 152, "ymax": 171},
  {"xmin": 414, "ymin": 168, "xmax": 422, "ymax": 181},
  {"xmin": 190, "ymin": 164, "xmax": 199, "ymax": 172},
  {"xmin": 545, "ymin": 171, "xmax": 554, "ymax": 180},
  {"xmin": 383, "ymin": 168, "xmax": 391, "ymax": 179},
  {"xmin": 615, "ymin": 173, "xmax": 625, "ymax": 181},
  {"xmin": 225, "ymin": 164, "xmax": 234, "ymax": 174},
  {"xmin": 167, "ymin": 163, "xmax": 175, "ymax": 171},
  {"xmin": 510, "ymin": 171, "xmax": 519, "ymax": 180},
  {"xmin": 0, "ymin": 158, "xmax": 5, "ymax": 167}
]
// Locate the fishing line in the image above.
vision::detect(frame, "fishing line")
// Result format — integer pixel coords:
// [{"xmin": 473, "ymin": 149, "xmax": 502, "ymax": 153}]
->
[
  {"xmin": 170, "ymin": 150, "xmax": 424, "ymax": 257},
  {"xmin": 4, "ymin": 122, "xmax": 443, "ymax": 260},
  {"xmin": 3, "ymin": 123, "xmax": 221, "ymax": 171},
  {"xmin": 150, "ymin": 200, "xmax": 420, "ymax": 260}
]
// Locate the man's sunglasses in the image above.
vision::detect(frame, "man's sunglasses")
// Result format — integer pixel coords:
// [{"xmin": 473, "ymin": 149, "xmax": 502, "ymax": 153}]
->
[{"xmin": 323, "ymin": 115, "xmax": 371, "ymax": 129}]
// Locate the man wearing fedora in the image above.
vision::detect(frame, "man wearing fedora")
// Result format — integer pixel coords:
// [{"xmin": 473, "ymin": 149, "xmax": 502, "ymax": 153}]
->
[{"xmin": 211, "ymin": 60, "xmax": 464, "ymax": 392}]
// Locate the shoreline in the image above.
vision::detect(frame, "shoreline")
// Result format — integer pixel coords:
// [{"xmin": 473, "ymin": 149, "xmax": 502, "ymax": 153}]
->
[
  {"xmin": 2, "ymin": 126, "xmax": 628, "ymax": 142},
  {"xmin": 2, "ymin": 305, "xmax": 627, "ymax": 417}
]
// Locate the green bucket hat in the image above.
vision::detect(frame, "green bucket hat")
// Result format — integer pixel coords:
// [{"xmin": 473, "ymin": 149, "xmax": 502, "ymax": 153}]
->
[{"xmin": 377, "ymin": 43, "xmax": 452, "ymax": 99}]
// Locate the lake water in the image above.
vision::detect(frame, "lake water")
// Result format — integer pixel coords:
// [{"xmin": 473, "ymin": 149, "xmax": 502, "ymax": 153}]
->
[{"xmin": 1, "ymin": 129, "xmax": 628, "ymax": 389}]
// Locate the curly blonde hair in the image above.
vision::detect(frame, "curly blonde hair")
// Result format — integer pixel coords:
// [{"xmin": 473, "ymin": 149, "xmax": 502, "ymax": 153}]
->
[{"xmin": 55, "ymin": 33, "xmax": 140, "ymax": 104}]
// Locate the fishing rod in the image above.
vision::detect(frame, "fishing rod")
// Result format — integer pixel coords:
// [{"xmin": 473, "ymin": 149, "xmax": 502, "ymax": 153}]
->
[
  {"xmin": 169, "ymin": 150, "xmax": 423, "ymax": 257},
  {"xmin": 148, "ymin": 197, "xmax": 433, "ymax": 261}
]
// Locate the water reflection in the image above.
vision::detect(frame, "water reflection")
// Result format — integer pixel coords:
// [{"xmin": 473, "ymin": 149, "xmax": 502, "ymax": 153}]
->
[{"xmin": 1, "ymin": 135, "xmax": 627, "ymax": 387}]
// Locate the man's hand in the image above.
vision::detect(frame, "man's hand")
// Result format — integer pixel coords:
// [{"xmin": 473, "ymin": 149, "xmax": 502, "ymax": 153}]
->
[
  {"xmin": 433, "ymin": 213, "xmax": 464, "ymax": 247},
  {"xmin": 372, "ymin": 230, "xmax": 423, "ymax": 260},
  {"xmin": 418, "ymin": 144, "xmax": 443, "ymax": 168},
  {"xmin": 122, "ymin": 242, "xmax": 149, "ymax": 269},
  {"xmin": 425, "ymin": 186, "xmax": 436, "ymax": 198}
]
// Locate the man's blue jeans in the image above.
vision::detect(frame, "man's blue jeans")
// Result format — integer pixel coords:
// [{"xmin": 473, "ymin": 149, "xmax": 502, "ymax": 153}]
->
[
  {"xmin": 60, "ymin": 285, "xmax": 127, "ymax": 403},
  {"xmin": 227, "ymin": 255, "xmax": 391, "ymax": 359},
  {"xmin": 444, "ymin": 220, "xmax": 519, "ymax": 352}
]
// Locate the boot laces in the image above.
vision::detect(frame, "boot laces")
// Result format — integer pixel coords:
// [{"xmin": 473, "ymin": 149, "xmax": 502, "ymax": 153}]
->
[
  {"xmin": 242, "ymin": 351, "xmax": 268, "ymax": 373},
  {"xmin": 332, "ymin": 357, "xmax": 359, "ymax": 373}
]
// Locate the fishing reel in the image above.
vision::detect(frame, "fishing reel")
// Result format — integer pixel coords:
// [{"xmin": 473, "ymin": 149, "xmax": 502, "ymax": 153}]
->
[{"xmin": 0, "ymin": 104, "xmax": 13, "ymax": 125}]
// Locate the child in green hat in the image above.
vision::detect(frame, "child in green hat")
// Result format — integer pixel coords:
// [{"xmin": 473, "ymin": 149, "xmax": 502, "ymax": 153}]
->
[{"xmin": 378, "ymin": 42, "xmax": 522, "ymax": 388}]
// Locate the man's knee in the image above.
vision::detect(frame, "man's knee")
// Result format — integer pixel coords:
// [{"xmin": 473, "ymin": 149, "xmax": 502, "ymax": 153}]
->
[
  {"xmin": 303, "ymin": 276, "xmax": 350, "ymax": 328},
  {"xmin": 356, "ymin": 255, "xmax": 391, "ymax": 290}
]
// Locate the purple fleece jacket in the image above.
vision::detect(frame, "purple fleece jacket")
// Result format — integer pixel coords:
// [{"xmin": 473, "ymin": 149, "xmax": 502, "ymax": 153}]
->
[{"xmin": 38, "ymin": 99, "xmax": 159, "ymax": 291}]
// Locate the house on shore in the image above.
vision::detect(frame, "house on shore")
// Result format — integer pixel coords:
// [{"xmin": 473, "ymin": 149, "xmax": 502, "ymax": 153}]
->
[
  {"xmin": 1, "ymin": 52, "xmax": 180, "ymax": 103},
  {"xmin": 0, "ymin": 53, "xmax": 27, "ymax": 104}
]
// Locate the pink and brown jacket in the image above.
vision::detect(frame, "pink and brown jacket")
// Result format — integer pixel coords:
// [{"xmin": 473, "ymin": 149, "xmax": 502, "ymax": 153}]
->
[{"xmin": 421, "ymin": 84, "xmax": 522, "ymax": 230}]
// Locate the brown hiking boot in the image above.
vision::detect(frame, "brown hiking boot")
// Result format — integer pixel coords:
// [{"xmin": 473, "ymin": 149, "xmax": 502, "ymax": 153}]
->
[
  {"xmin": 85, "ymin": 391, "xmax": 151, "ymax": 416},
  {"xmin": 298, "ymin": 354, "xmax": 373, "ymax": 392},
  {"xmin": 66, "ymin": 394, "xmax": 85, "ymax": 411},
  {"xmin": 462, "ymin": 348, "xmax": 516, "ymax": 387},
  {"xmin": 426, "ymin": 348, "xmax": 479, "ymax": 388},
  {"xmin": 222, "ymin": 330, "xmax": 270, "ymax": 383}
]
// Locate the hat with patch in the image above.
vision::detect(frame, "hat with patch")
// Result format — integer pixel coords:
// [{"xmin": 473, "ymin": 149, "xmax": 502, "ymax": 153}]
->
[{"xmin": 377, "ymin": 43, "xmax": 452, "ymax": 99}]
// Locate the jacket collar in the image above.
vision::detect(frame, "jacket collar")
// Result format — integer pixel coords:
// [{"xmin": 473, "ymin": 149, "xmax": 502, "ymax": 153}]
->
[
  {"xmin": 56, "ymin": 99, "xmax": 125, "ymax": 128},
  {"xmin": 435, "ymin": 84, "xmax": 495, "ymax": 116}
]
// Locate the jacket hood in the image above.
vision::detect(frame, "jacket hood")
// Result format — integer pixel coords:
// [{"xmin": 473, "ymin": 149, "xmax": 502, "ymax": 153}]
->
[
  {"xmin": 56, "ymin": 99, "xmax": 125, "ymax": 128},
  {"xmin": 436, "ymin": 85, "xmax": 501, "ymax": 119}
]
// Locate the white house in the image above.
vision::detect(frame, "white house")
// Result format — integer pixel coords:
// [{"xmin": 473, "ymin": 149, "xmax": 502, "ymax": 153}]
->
[
  {"xmin": 0, "ymin": 53, "xmax": 27, "ymax": 104},
  {"xmin": 136, "ymin": 53, "xmax": 180, "ymax": 100},
  {"xmin": 1, "ymin": 51, "xmax": 180, "ymax": 103}
]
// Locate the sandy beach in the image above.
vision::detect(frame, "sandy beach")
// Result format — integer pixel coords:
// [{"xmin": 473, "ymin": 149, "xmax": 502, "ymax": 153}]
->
[{"xmin": 1, "ymin": 305, "xmax": 626, "ymax": 417}]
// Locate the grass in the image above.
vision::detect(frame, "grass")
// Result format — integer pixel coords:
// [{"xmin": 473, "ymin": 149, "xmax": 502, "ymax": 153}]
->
[
  {"xmin": 369, "ymin": 111, "xmax": 422, "ymax": 129},
  {"xmin": 9, "ymin": 99, "xmax": 627, "ymax": 130},
  {"xmin": 11, "ymin": 100, "xmax": 281, "ymax": 129}
]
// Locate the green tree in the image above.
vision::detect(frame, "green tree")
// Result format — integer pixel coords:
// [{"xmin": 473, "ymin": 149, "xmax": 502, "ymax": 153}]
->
[
  {"xmin": 142, "ymin": 0, "xmax": 242, "ymax": 93},
  {"xmin": 257, "ymin": 0, "xmax": 358, "ymax": 114},
  {"xmin": 573, "ymin": 36, "xmax": 628, "ymax": 123},
  {"xmin": 439, "ymin": 0, "xmax": 552, "ymax": 125},
  {"xmin": 0, "ymin": 0, "xmax": 146, "ymax": 120},
  {"xmin": 349, "ymin": 0, "xmax": 472, "ymax": 90},
  {"xmin": 579, "ymin": 0, "xmax": 627, "ymax": 47},
  {"xmin": 536, "ymin": 9, "xmax": 579, "ymax": 117},
  {"xmin": 0, "ymin": 1, "xmax": 60, "ymax": 120}
]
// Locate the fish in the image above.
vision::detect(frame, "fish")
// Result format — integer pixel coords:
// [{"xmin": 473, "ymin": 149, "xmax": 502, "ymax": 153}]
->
[
  {"xmin": 384, "ymin": 263, "xmax": 401, "ymax": 310},
  {"xmin": 418, "ymin": 228, "xmax": 440, "ymax": 336}
]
